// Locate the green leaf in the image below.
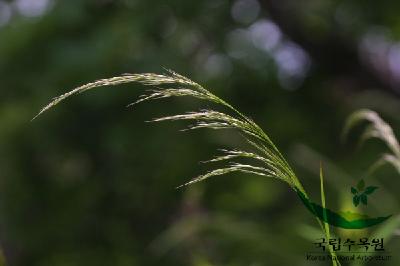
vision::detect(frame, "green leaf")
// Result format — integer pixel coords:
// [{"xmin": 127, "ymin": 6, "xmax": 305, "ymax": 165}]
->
[
  {"xmin": 357, "ymin": 179, "xmax": 365, "ymax": 191},
  {"xmin": 319, "ymin": 164, "xmax": 339, "ymax": 266},
  {"xmin": 361, "ymin": 194, "xmax": 368, "ymax": 205},
  {"xmin": 353, "ymin": 195, "xmax": 360, "ymax": 207},
  {"xmin": 351, "ymin": 187, "xmax": 358, "ymax": 194},
  {"xmin": 364, "ymin": 186, "xmax": 378, "ymax": 195}
]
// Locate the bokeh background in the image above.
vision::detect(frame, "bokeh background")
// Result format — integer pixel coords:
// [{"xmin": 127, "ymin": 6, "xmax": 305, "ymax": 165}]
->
[{"xmin": 0, "ymin": 0, "xmax": 400, "ymax": 265}]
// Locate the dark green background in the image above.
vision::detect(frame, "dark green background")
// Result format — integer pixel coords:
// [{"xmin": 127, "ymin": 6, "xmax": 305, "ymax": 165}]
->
[{"xmin": 0, "ymin": 0, "xmax": 399, "ymax": 265}]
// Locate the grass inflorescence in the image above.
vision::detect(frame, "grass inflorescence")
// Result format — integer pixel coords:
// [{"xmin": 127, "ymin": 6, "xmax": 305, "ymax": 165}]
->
[
  {"xmin": 343, "ymin": 109, "xmax": 400, "ymax": 175},
  {"xmin": 34, "ymin": 69, "xmax": 302, "ymax": 191},
  {"xmin": 34, "ymin": 69, "xmax": 340, "ymax": 265}
]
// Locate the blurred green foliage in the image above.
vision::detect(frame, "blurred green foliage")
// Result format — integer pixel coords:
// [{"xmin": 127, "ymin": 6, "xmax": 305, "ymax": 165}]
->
[{"xmin": 0, "ymin": 0, "xmax": 400, "ymax": 265}]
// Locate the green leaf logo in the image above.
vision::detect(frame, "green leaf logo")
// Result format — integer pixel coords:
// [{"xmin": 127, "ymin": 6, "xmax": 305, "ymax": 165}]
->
[
  {"xmin": 360, "ymin": 194, "xmax": 368, "ymax": 205},
  {"xmin": 351, "ymin": 180, "xmax": 378, "ymax": 207},
  {"xmin": 357, "ymin": 179, "xmax": 365, "ymax": 191},
  {"xmin": 364, "ymin": 186, "xmax": 378, "ymax": 195},
  {"xmin": 353, "ymin": 195, "xmax": 360, "ymax": 206}
]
